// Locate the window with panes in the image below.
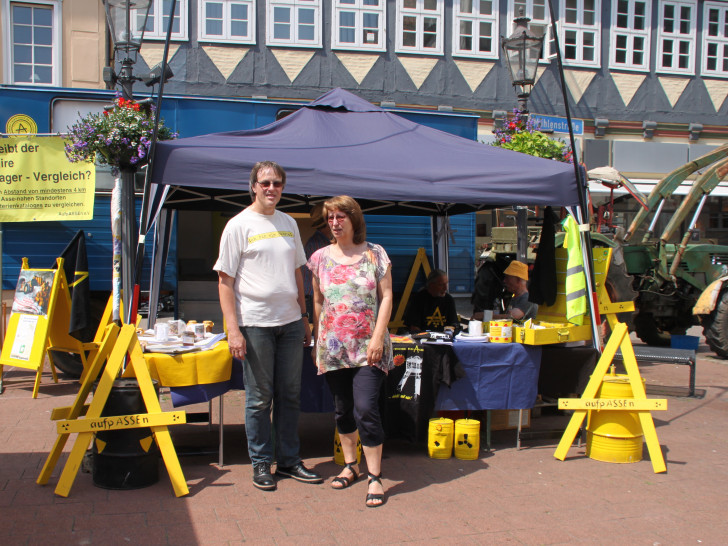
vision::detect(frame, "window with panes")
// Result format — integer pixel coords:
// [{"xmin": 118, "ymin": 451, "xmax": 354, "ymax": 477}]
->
[
  {"xmin": 657, "ymin": 0, "xmax": 696, "ymax": 74},
  {"xmin": 199, "ymin": 0, "xmax": 255, "ymax": 43},
  {"xmin": 5, "ymin": 0, "xmax": 60, "ymax": 85},
  {"xmin": 453, "ymin": 0, "xmax": 499, "ymax": 58},
  {"xmin": 561, "ymin": 0, "xmax": 600, "ymax": 67},
  {"xmin": 703, "ymin": 1, "xmax": 728, "ymax": 77},
  {"xmin": 332, "ymin": 0, "xmax": 385, "ymax": 51},
  {"xmin": 139, "ymin": 0, "xmax": 188, "ymax": 41},
  {"xmin": 267, "ymin": 0, "xmax": 321, "ymax": 47},
  {"xmin": 509, "ymin": 0, "xmax": 553, "ymax": 61},
  {"xmin": 609, "ymin": 0, "xmax": 651, "ymax": 71},
  {"xmin": 396, "ymin": 0, "xmax": 444, "ymax": 55}
]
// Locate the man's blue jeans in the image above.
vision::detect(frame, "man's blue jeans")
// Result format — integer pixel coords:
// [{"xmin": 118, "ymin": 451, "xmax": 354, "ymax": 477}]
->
[{"xmin": 241, "ymin": 319, "xmax": 304, "ymax": 467}]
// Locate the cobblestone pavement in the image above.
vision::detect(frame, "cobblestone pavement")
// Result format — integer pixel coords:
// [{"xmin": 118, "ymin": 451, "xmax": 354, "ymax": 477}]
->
[{"xmin": 1, "ymin": 334, "xmax": 727, "ymax": 545}]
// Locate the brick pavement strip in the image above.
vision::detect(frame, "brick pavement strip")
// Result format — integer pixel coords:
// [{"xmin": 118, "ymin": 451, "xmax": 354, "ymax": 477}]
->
[{"xmin": 1, "ymin": 341, "xmax": 727, "ymax": 545}]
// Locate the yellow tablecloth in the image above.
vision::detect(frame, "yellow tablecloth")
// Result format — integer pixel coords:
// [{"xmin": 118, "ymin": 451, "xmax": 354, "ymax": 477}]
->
[{"xmin": 138, "ymin": 341, "xmax": 233, "ymax": 387}]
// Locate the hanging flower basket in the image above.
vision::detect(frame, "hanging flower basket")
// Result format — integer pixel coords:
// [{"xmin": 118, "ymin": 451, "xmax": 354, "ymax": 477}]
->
[
  {"xmin": 491, "ymin": 109, "xmax": 573, "ymax": 163},
  {"xmin": 64, "ymin": 96, "xmax": 177, "ymax": 170}
]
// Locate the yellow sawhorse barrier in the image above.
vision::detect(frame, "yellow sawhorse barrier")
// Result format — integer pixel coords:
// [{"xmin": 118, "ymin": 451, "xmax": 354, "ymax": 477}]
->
[
  {"xmin": 37, "ymin": 323, "xmax": 189, "ymax": 497},
  {"xmin": 553, "ymin": 321, "xmax": 667, "ymax": 473},
  {"xmin": 389, "ymin": 247, "xmax": 432, "ymax": 333}
]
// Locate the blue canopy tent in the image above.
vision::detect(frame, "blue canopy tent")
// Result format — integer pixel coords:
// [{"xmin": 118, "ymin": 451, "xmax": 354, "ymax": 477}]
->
[{"xmin": 146, "ymin": 88, "xmax": 586, "ymax": 328}]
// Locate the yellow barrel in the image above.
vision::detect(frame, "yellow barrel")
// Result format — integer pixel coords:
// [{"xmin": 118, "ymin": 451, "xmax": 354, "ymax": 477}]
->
[
  {"xmin": 333, "ymin": 429, "xmax": 362, "ymax": 465},
  {"xmin": 453, "ymin": 419, "xmax": 480, "ymax": 460},
  {"xmin": 428, "ymin": 418, "xmax": 454, "ymax": 459},
  {"xmin": 586, "ymin": 374, "xmax": 645, "ymax": 464},
  {"xmin": 489, "ymin": 319, "xmax": 513, "ymax": 343}
]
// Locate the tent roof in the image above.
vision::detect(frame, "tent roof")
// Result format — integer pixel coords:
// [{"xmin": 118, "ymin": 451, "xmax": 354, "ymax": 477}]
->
[{"xmin": 151, "ymin": 88, "xmax": 580, "ymax": 215}]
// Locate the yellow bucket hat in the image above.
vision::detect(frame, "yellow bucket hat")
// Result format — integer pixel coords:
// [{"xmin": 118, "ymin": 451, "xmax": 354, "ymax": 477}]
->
[{"xmin": 503, "ymin": 260, "xmax": 528, "ymax": 281}]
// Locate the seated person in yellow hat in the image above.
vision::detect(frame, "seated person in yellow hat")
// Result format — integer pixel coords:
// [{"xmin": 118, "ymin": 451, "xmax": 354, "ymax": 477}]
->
[
  {"xmin": 499, "ymin": 260, "xmax": 538, "ymax": 322},
  {"xmin": 403, "ymin": 269, "xmax": 459, "ymax": 334}
]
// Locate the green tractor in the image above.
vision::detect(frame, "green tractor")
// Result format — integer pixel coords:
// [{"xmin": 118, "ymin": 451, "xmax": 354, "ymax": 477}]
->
[{"xmin": 590, "ymin": 145, "xmax": 728, "ymax": 356}]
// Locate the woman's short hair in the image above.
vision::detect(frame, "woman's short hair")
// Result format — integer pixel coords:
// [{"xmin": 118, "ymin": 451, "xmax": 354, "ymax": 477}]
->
[
  {"xmin": 323, "ymin": 195, "xmax": 366, "ymax": 244},
  {"xmin": 249, "ymin": 161, "xmax": 286, "ymax": 201}
]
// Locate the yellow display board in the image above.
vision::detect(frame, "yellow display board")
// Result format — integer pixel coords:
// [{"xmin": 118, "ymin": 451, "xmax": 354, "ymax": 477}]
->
[
  {"xmin": 0, "ymin": 136, "xmax": 95, "ymax": 222},
  {"xmin": 38, "ymin": 323, "xmax": 189, "ymax": 497},
  {"xmin": 0, "ymin": 258, "xmax": 72, "ymax": 397}
]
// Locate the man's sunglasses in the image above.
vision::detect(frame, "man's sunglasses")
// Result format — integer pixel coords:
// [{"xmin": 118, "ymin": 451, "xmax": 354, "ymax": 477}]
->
[{"xmin": 257, "ymin": 180, "xmax": 284, "ymax": 188}]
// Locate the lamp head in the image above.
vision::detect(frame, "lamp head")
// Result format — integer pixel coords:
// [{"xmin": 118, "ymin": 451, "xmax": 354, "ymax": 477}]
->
[
  {"xmin": 501, "ymin": 9, "xmax": 544, "ymax": 108},
  {"xmin": 103, "ymin": 0, "xmax": 152, "ymax": 57}
]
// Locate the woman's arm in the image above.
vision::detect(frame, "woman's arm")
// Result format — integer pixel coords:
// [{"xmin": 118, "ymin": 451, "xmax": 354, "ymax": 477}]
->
[{"xmin": 367, "ymin": 265, "xmax": 393, "ymax": 365}]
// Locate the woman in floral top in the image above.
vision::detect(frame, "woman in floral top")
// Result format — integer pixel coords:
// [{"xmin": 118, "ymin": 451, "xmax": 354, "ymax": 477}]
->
[{"xmin": 307, "ymin": 195, "xmax": 393, "ymax": 508}]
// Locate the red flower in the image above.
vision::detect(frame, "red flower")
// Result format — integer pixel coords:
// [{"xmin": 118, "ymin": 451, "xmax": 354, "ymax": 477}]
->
[
  {"xmin": 329, "ymin": 265, "xmax": 356, "ymax": 285},
  {"xmin": 332, "ymin": 313, "xmax": 371, "ymax": 340}
]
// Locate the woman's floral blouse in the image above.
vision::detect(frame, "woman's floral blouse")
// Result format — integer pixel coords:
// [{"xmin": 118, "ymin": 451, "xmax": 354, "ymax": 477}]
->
[{"xmin": 307, "ymin": 243, "xmax": 393, "ymax": 374}]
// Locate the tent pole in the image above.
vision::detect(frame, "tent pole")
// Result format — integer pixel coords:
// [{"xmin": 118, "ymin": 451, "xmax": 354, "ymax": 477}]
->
[
  {"xmin": 546, "ymin": 0, "xmax": 599, "ymax": 350},
  {"xmin": 129, "ymin": 0, "xmax": 177, "ymax": 325}
]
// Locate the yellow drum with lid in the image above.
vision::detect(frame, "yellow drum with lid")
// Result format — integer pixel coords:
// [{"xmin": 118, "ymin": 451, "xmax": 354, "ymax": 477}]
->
[
  {"xmin": 586, "ymin": 374, "xmax": 645, "ymax": 464},
  {"xmin": 427, "ymin": 418, "xmax": 454, "ymax": 459},
  {"xmin": 453, "ymin": 419, "xmax": 480, "ymax": 460},
  {"xmin": 489, "ymin": 319, "xmax": 513, "ymax": 342}
]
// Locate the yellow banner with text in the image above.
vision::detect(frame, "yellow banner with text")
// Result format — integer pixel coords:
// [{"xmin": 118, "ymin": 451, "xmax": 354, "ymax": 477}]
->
[{"xmin": 0, "ymin": 136, "xmax": 95, "ymax": 222}]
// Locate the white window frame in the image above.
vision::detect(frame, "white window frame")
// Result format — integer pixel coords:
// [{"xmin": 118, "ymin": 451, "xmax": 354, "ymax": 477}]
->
[
  {"xmin": 609, "ymin": 0, "xmax": 651, "ymax": 72},
  {"xmin": 266, "ymin": 0, "xmax": 322, "ymax": 48},
  {"xmin": 656, "ymin": 0, "xmax": 696, "ymax": 74},
  {"xmin": 198, "ymin": 0, "xmax": 256, "ymax": 44},
  {"xmin": 559, "ymin": 0, "xmax": 601, "ymax": 68},
  {"xmin": 395, "ymin": 0, "xmax": 444, "ymax": 55},
  {"xmin": 452, "ymin": 0, "xmax": 499, "ymax": 59},
  {"xmin": 139, "ymin": 0, "xmax": 189, "ymax": 41},
  {"xmin": 3, "ymin": 0, "xmax": 62, "ymax": 86},
  {"xmin": 508, "ymin": 0, "xmax": 555, "ymax": 62},
  {"xmin": 332, "ymin": 0, "xmax": 386, "ymax": 52},
  {"xmin": 701, "ymin": 1, "xmax": 728, "ymax": 77}
]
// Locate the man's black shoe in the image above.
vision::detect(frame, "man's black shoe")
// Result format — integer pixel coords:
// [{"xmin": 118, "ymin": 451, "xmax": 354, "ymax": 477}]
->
[
  {"xmin": 275, "ymin": 462, "xmax": 323, "ymax": 484},
  {"xmin": 252, "ymin": 462, "xmax": 276, "ymax": 491}
]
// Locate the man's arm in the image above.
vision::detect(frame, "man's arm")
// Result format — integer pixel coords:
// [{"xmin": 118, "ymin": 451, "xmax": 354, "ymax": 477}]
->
[
  {"xmin": 218, "ymin": 272, "xmax": 245, "ymax": 357},
  {"xmin": 445, "ymin": 294, "xmax": 460, "ymax": 329},
  {"xmin": 402, "ymin": 291, "xmax": 422, "ymax": 333}
]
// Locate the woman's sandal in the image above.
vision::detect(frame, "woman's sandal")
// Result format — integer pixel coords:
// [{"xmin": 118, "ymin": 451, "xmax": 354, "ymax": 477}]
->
[
  {"xmin": 331, "ymin": 462, "xmax": 359, "ymax": 489},
  {"xmin": 365, "ymin": 472, "xmax": 385, "ymax": 508}
]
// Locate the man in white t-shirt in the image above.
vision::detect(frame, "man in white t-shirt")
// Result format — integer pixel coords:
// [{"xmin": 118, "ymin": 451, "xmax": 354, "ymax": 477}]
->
[{"xmin": 214, "ymin": 161, "xmax": 322, "ymax": 491}]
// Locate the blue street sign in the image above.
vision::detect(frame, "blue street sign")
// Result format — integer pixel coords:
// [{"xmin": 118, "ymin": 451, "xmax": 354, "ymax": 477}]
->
[{"xmin": 530, "ymin": 114, "xmax": 583, "ymax": 136}]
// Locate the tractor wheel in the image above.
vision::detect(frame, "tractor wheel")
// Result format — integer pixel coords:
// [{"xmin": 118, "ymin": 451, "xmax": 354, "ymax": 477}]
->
[
  {"xmin": 47, "ymin": 350, "xmax": 84, "ymax": 378},
  {"xmin": 634, "ymin": 312, "xmax": 671, "ymax": 347},
  {"xmin": 701, "ymin": 289, "xmax": 728, "ymax": 359},
  {"xmin": 603, "ymin": 259, "xmax": 637, "ymax": 330}
]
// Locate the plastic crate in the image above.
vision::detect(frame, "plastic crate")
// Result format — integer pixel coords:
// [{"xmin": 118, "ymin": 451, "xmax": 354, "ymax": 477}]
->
[{"xmin": 670, "ymin": 334, "xmax": 700, "ymax": 351}]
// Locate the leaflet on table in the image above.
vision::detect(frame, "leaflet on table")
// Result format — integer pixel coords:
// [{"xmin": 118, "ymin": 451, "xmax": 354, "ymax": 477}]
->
[
  {"xmin": 195, "ymin": 332, "xmax": 226, "ymax": 351},
  {"xmin": 138, "ymin": 331, "xmax": 226, "ymax": 353}
]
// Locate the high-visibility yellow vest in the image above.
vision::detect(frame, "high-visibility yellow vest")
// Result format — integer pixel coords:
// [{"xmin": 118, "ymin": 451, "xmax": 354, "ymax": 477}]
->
[{"xmin": 563, "ymin": 216, "xmax": 587, "ymax": 325}]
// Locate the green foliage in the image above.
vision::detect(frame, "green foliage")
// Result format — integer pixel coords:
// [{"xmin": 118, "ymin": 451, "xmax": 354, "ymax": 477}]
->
[{"xmin": 491, "ymin": 109, "xmax": 573, "ymax": 163}]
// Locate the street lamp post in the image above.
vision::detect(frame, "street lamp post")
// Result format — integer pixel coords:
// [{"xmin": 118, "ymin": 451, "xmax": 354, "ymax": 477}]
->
[
  {"xmin": 501, "ymin": 11, "xmax": 544, "ymax": 114},
  {"xmin": 102, "ymin": 0, "xmax": 152, "ymax": 321}
]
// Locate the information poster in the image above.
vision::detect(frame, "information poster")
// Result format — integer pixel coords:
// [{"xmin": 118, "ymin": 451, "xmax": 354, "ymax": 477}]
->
[
  {"xmin": 10, "ymin": 314, "xmax": 39, "ymax": 361},
  {"xmin": 11, "ymin": 270, "xmax": 55, "ymax": 316},
  {"xmin": 0, "ymin": 136, "xmax": 95, "ymax": 221}
]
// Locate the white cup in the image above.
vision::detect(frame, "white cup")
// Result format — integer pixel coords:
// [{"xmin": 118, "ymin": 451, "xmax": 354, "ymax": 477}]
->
[
  {"xmin": 483, "ymin": 310, "xmax": 494, "ymax": 323},
  {"xmin": 468, "ymin": 320, "xmax": 483, "ymax": 336},
  {"xmin": 154, "ymin": 322, "xmax": 170, "ymax": 342}
]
